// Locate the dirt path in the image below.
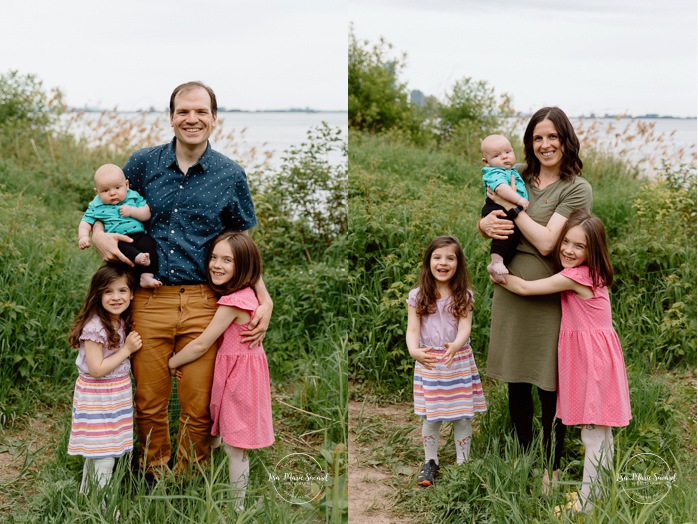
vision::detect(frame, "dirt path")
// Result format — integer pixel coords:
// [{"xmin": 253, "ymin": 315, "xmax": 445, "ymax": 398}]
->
[
  {"xmin": 348, "ymin": 399, "xmax": 417, "ymax": 524},
  {"xmin": 0, "ymin": 411, "xmax": 60, "ymax": 510}
]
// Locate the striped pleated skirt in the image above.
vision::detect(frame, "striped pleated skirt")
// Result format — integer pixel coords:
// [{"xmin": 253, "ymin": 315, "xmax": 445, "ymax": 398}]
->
[
  {"xmin": 414, "ymin": 345, "xmax": 487, "ymax": 422},
  {"xmin": 67, "ymin": 373, "xmax": 134, "ymax": 458}
]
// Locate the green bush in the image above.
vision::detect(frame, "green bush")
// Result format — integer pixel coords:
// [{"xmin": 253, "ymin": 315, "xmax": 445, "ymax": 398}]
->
[
  {"xmin": 348, "ymin": 27, "xmax": 417, "ymax": 135},
  {"xmin": 0, "ymin": 70, "xmax": 64, "ymax": 150},
  {"xmin": 437, "ymin": 77, "xmax": 515, "ymax": 161},
  {"xmin": 611, "ymin": 161, "xmax": 697, "ymax": 365}
]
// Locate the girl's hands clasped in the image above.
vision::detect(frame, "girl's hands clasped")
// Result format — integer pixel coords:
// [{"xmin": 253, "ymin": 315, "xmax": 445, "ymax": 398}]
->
[
  {"xmin": 410, "ymin": 346, "xmax": 437, "ymax": 370},
  {"xmin": 443, "ymin": 342, "xmax": 459, "ymax": 368}
]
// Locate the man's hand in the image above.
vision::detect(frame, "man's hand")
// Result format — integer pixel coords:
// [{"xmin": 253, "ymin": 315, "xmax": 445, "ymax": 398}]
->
[
  {"xmin": 92, "ymin": 226, "xmax": 135, "ymax": 266},
  {"xmin": 240, "ymin": 301, "xmax": 273, "ymax": 347}
]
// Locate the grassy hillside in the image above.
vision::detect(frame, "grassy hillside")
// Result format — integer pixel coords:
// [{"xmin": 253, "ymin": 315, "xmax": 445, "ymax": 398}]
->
[{"xmin": 0, "ymin": 115, "xmax": 348, "ymax": 522}]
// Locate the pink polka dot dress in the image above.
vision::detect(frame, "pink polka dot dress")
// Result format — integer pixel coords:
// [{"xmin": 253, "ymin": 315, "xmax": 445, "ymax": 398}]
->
[
  {"xmin": 210, "ymin": 287, "xmax": 275, "ymax": 449},
  {"xmin": 557, "ymin": 266, "xmax": 632, "ymax": 427}
]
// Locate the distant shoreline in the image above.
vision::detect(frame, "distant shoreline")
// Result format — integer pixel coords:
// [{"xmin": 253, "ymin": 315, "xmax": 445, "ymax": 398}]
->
[
  {"xmin": 68, "ymin": 107, "xmax": 347, "ymax": 114},
  {"xmin": 514, "ymin": 113, "xmax": 697, "ymax": 120}
]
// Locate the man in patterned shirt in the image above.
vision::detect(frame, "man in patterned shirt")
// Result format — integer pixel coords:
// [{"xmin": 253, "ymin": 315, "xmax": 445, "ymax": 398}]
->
[{"xmin": 91, "ymin": 81, "xmax": 272, "ymax": 481}]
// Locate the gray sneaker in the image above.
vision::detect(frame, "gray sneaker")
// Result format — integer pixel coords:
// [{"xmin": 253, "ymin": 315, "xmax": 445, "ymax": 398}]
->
[{"xmin": 416, "ymin": 459, "xmax": 439, "ymax": 487}]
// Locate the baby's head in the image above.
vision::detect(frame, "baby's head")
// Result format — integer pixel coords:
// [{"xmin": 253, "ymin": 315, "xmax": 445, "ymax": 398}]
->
[
  {"xmin": 94, "ymin": 164, "xmax": 129, "ymax": 205},
  {"xmin": 481, "ymin": 134, "xmax": 516, "ymax": 169}
]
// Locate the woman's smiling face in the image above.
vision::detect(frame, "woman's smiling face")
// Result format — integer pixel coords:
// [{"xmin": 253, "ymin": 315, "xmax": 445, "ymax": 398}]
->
[{"xmin": 532, "ymin": 119, "xmax": 563, "ymax": 172}]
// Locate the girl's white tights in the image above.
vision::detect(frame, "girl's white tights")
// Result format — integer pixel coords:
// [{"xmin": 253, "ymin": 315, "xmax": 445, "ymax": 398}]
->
[
  {"xmin": 422, "ymin": 418, "xmax": 473, "ymax": 466},
  {"xmin": 79, "ymin": 458, "xmax": 115, "ymax": 493},
  {"xmin": 579, "ymin": 425, "xmax": 614, "ymax": 510},
  {"xmin": 224, "ymin": 444, "xmax": 249, "ymax": 511}
]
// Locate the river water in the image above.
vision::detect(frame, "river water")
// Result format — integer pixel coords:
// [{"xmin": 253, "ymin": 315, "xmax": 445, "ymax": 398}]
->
[
  {"xmin": 63, "ymin": 111, "xmax": 693, "ymax": 178},
  {"xmin": 62, "ymin": 110, "xmax": 348, "ymax": 172}
]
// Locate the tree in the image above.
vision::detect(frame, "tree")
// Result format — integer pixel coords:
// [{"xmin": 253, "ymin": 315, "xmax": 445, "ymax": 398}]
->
[
  {"xmin": 0, "ymin": 70, "xmax": 64, "ymax": 143},
  {"xmin": 438, "ymin": 77, "xmax": 514, "ymax": 141},
  {"xmin": 348, "ymin": 27, "xmax": 415, "ymax": 134}
]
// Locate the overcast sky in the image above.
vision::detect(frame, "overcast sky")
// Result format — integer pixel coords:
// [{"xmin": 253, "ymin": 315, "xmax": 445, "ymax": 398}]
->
[
  {"xmin": 350, "ymin": 0, "xmax": 697, "ymax": 117},
  {"xmin": 2, "ymin": 0, "xmax": 347, "ymax": 111}
]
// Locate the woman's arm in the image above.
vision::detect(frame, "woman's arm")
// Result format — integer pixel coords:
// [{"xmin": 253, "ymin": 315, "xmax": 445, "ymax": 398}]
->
[
  {"xmin": 406, "ymin": 305, "xmax": 437, "ymax": 370},
  {"xmin": 443, "ymin": 310, "xmax": 473, "ymax": 367},
  {"xmin": 512, "ymin": 211, "xmax": 568, "ymax": 256},
  {"xmin": 84, "ymin": 332, "xmax": 142, "ymax": 378},
  {"xmin": 500, "ymin": 273, "xmax": 593, "ymax": 298},
  {"xmin": 486, "ymin": 186, "xmax": 567, "ymax": 255},
  {"xmin": 169, "ymin": 305, "xmax": 241, "ymax": 370}
]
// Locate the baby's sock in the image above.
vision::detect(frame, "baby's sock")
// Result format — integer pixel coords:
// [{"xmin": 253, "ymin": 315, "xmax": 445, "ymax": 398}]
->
[
  {"xmin": 80, "ymin": 457, "xmax": 115, "ymax": 493},
  {"xmin": 579, "ymin": 425, "xmax": 611, "ymax": 510},
  {"xmin": 224, "ymin": 444, "xmax": 249, "ymax": 511},
  {"xmin": 422, "ymin": 420, "xmax": 442, "ymax": 465},
  {"xmin": 452, "ymin": 418, "xmax": 473, "ymax": 465}
]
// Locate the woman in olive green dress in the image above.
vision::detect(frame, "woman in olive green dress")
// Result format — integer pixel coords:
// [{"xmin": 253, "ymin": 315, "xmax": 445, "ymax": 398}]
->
[{"xmin": 478, "ymin": 107, "xmax": 592, "ymax": 492}]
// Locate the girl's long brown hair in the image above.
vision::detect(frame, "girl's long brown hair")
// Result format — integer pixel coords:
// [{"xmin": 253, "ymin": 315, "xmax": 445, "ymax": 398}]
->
[
  {"xmin": 522, "ymin": 106, "xmax": 583, "ymax": 184},
  {"xmin": 553, "ymin": 208, "xmax": 614, "ymax": 288},
  {"xmin": 415, "ymin": 236, "xmax": 473, "ymax": 318},
  {"xmin": 68, "ymin": 264, "xmax": 136, "ymax": 350},
  {"xmin": 206, "ymin": 231, "xmax": 262, "ymax": 296}
]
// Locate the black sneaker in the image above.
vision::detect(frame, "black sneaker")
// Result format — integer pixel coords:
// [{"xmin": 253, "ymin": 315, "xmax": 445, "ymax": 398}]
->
[{"xmin": 416, "ymin": 459, "xmax": 439, "ymax": 487}]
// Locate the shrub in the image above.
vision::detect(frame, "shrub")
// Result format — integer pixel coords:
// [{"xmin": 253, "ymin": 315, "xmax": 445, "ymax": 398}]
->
[
  {"xmin": 611, "ymin": 161, "xmax": 697, "ymax": 365},
  {"xmin": 348, "ymin": 27, "xmax": 417, "ymax": 134},
  {"xmin": 0, "ymin": 70, "xmax": 64, "ymax": 157}
]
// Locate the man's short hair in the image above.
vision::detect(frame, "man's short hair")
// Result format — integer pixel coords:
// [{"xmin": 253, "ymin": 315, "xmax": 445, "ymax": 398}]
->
[{"xmin": 169, "ymin": 81, "xmax": 218, "ymax": 117}]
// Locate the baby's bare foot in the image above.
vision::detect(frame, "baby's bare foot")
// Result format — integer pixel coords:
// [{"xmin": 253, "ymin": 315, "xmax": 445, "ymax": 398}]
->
[
  {"xmin": 134, "ymin": 253, "xmax": 151, "ymax": 266},
  {"xmin": 139, "ymin": 273, "xmax": 162, "ymax": 288},
  {"xmin": 487, "ymin": 262, "xmax": 509, "ymax": 284}
]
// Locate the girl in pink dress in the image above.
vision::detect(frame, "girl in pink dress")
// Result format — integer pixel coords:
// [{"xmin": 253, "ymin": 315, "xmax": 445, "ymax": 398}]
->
[
  {"xmin": 169, "ymin": 232, "xmax": 273, "ymax": 511},
  {"xmin": 498, "ymin": 208, "xmax": 631, "ymax": 513},
  {"xmin": 406, "ymin": 236, "xmax": 487, "ymax": 487}
]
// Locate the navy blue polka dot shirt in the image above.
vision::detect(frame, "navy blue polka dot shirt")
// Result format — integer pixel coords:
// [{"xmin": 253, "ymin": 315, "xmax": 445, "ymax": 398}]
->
[{"xmin": 123, "ymin": 138, "xmax": 257, "ymax": 285}]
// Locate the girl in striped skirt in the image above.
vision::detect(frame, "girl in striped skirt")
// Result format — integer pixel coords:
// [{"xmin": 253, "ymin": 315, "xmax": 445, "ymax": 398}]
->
[
  {"xmin": 67, "ymin": 264, "xmax": 142, "ymax": 494},
  {"xmin": 406, "ymin": 236, "xmax": 487, "ymax": 487}
]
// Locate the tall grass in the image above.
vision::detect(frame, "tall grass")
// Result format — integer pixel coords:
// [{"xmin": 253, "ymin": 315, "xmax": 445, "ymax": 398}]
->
[
  {"xmin": 0, "ymin": 110, "xmax": 347, "ymax": 521},
  {"xmin": 348, "ymin": 130, "xmax": 696, "ymax": 521}
]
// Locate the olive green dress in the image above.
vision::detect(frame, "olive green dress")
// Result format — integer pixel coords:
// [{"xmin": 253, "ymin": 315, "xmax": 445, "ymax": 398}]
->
[{"xmin": 486, "ymin": 173, "xmax": 593, "ymax": 391}]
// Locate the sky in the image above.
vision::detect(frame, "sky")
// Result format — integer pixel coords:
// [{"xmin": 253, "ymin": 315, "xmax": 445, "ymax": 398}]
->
[
  {"xmin": 1, "ymin": 0, "xmax": 347, "ymax": 111},
  {"xmin": 350, "ymin": 0, "xmax": 697, "ymax": 117}
]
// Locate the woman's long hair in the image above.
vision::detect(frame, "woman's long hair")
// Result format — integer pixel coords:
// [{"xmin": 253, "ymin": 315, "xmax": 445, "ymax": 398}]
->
[
  {"xmin": 522, "ymin": 106, "xmax": 583, "ymax": 184},
  {"xmin": 553, "ymin": 208, "xmax": 614, "ymax": 288},
  {"xmin": 68, "ymin": 264, "xmax": 136, "ymax": 350},
  {"xmin": 206, "ymin": 231, "xmax": 262, "ymax": 296},
  {"xmin": 415, "ymin": 236, "xmax": 473, "ymax": 318}
]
